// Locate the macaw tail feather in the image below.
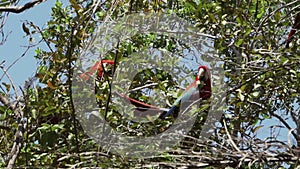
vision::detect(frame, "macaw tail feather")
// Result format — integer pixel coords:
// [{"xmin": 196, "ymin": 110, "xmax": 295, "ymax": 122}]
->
[
  {"xmin": 160, "ymin": 106, "xmax": 179, "ymax": 119},
  {"xmin": 286, "ymin": 12, "xmax": 300, "ymax": 48},
  {"xmin": 115, "ymin": 92, "xmax": 169, "ymax": 111}
]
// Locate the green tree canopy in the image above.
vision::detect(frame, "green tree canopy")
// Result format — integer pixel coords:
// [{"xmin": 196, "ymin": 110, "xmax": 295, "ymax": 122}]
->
[{"xmin": 0, "ymin": 0, "xmax": 299, "ymax": 168}]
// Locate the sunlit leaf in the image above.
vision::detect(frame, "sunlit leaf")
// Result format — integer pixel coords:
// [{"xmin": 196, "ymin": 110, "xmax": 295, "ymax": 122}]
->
[
  {"xmin": 1, "ymin": 82, "xmax": 10, "ymax": 92},
  {"xmin": 47, "ymin": 81, "xmax": 56, "ymax": 90}
]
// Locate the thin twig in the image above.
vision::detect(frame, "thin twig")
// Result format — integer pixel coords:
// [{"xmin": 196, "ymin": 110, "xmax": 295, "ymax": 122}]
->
[
  {"xmin": 66, "ymin": 26, "xmax": 80, "ymax": 162},
  {"xmin": 0, "ymin": 66, "xmax": 19, "ymax": 98},
  {"xmin": 1, "ymin": 94, "xmax": 25, "ymax": 169},
  {"xmin": 127, "ymin": 83, "xmax": 159, "ymax": 93},
  {"xmin": 0, "ymin": 0, "xmax": 46, "ymax": 13},
  {"xmin": 223, "ymin": 119, "xmax": 242, "ymax": 153},
  {"xmin": 104, "ymin": 41, "xmax": 119, "ymax": 120},
  {"xmin": 0, "ymin": 46, "xmax": 31, "ymax": 96},
  {"xmin": 271, "ymin": 112, "xmax": 299, "ymax": 141}
]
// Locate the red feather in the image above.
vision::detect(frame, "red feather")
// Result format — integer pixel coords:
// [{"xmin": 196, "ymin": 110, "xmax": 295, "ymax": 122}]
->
[
  {"xmin": 80, "ymin": 60, "xmax": 114, "ymax": 80},
  {"xmin": 115, "ymin": 92, "xmax": 168, "ymax": 117},
  {"xmin": 198, "ymin": 66, "xmax": 212, "ymax": 100},
  {"xmin": 286, "ymin": 13, "xmax": 300, "ymax": 48},
  {"xmin": 161, "ymin": 65, "xmax": 212, "ymax": 118},
  {"xmin": 116, "ymin": 92, "xmax": 162, "ymax": 110}
]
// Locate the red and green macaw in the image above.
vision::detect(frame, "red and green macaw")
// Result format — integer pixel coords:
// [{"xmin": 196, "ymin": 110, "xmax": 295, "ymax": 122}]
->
[
  {"xmin": 80, "ymin": 59, "xmax": 166, "ymax": 114},
  {"xmin": 80, "ymin": 60, "xmax": 212, "ymax": 119},
  {"xmin": 160, "ymin": 65, "xmax": 211, "ymax": 118},
  {"xmin": 114, "ymin": 66, "xmax": 211, "ymax": 119},
  {"xmin": 286, "ymin": 12, "xmax": 300, "ymax": 48},
  {"xmin": 79, "ymin": 60, "xmax": 115, "ymax": 81}
]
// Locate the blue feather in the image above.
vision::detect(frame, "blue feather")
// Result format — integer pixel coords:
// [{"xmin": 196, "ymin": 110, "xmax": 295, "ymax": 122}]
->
[
  {"xmin": 162, "ymin": 106, "xmax": 177, "ymax": 118},
  {"xmin": 162, "ymin": 85, "xmax": 198, "ymax": 118},
  {"xmin": 161, "ymin": 65, "xmax": 211, "ymax": 118}
]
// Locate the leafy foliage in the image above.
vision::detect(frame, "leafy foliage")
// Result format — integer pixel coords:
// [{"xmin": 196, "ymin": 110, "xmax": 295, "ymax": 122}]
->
[{"xmin": 0, "ymin": 0, "xmax": 299, "ymax": 168}]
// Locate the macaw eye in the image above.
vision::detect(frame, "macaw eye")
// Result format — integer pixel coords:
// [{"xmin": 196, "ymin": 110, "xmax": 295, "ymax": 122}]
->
[{"xmin": 193, "ymin": 70, "xmax": 198, "ymax": 77}]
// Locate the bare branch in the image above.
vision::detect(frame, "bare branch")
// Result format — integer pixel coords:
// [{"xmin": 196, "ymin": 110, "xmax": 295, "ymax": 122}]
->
[
  {"xmin": 271, "ymin": 112, "xmax": 299, "ymax": 141},
  {"xmin": 6, "ymin": 113, "xmax": 26, "ymax": 169},
  {"xmin": 0, "ymin": 92, "xmax": 26, "ymax": 169},
  {"xmin": 127, "ymin": 83, "xmax": 158, "ymax": 93},
  {"xmin": 223, "ymin": 119, "xmax": 242, "ymax": 153},
  {"xmin": 0, "ymin": 91, "xmax": 25, "ymax": 169},
  {"xmin": 0, "ymin": 66, "xmax": 19, "ymax": 98},
  {"xmin": 0, "ymin": 0, "xmax": 46, "ymax": 14}
]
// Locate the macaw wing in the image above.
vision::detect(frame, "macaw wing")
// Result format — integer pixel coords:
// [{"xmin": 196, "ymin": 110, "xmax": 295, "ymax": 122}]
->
[
  {"xmin": 162, "ymin": 84, "xmax": 199, "ymax": 118},
  {"xmin": 79, "ymin": 61, "xmax": 102, "ymax": 80},
  {"xmin": 79, "ymin": 60, "xmax": 115, "ymax": 80},
  {"xmin": 173, "ymin": 83, "xmax": 199, "ymax": 107}
]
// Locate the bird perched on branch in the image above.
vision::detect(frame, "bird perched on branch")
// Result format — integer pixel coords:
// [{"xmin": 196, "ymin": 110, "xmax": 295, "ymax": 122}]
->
[
  {"xmin": 79, "ymin": 60, "xmax": 115, "ymax": 81},
  {"xmin": 286, "ymin": 12, "xmax": 300, "ymax": 48},
  {"xmin": 80, "ymin": 60, "xmax": 167, "ymax": 115},
  {"xmin": 80, "ymin": 61, "xmax": 212, "ymax": 120},
  {"xmin": 160, "ymin": 66, "xmax": 212, "ymax": 118}
]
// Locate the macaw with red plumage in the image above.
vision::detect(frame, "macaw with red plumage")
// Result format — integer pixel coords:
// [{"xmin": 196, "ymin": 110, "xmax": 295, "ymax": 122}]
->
[
  {"xmin": 79, "ymin": 60, "xmax": 115, "ymax": 81},
  {"xmin": 80, "ymin": 60, "xmax": 212, "ymax": 119},
  {"xmin": 160, "ymin": 65, "xmax": 212, "ymax": 118},
  {"xmin": 80, "ymin": 60, "xmax": 166, "ymax": 114},
  {"xmin": 286, "ymin": 12, "xmax": 300, "ymax": 48}
]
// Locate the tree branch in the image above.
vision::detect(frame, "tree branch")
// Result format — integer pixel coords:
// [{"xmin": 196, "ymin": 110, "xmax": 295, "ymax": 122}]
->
[
  {"xmin": 0, "ymin": 93, "xmax": 25, "ymax": 168},
  {"xmin": 0, "ymin": 0, "xmax": 46, "ymax": 13}
]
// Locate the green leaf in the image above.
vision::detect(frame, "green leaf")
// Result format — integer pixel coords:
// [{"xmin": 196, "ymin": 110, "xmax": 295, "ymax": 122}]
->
[
  {"xmin": 96, "ymin": 11, "xmax": 105, "ymax": 17},
  {"xmin": 51, "ymin": 124, "xmax": 64, "ymax": 132},
  {"xmin": 1, "ymin": 82, "xmax": 10, "ymax": 92},
  {"xmin": 235, "ymin": 39, "xmax": 243, "ymax": 46},
  {"xmin": 252, "ymin": 91, "xmax": 260, "ymax": 97},
  {"xmin": 274, "ymin": 11, "xmax": 281, "ymax": 22},
  {"xmin": 31, "ymin": 109, "xmax": 37, "ymax": 119},
  {"xmin": 0, "ymin": 111, "xmax": 6, "ymax": 120}
]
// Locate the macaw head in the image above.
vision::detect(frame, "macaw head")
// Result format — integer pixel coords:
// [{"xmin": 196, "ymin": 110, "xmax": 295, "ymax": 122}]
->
[
  {"xmin": 80, "ymin": 60, "xmax": 115, "ymax": 80},
  {"xmin": 96, "ymin": 60, "xmax": 115, "ymax": 76},
  {"xmin": 196, "ymin": 65, "xmax": 212, "ymax": 99},
  {"xmin": 101, "ymin": 60, "xmax": 115, "ymax": 65},
  {"xmin": 196, "ymin": 66, "xmax": 210, "ymax": 82},
  {"xmin": 181, "ymin": 65, "xmax": 211, "ymax": 106}
]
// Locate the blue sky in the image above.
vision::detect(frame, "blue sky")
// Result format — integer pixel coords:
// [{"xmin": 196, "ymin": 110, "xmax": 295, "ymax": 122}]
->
[{"xmin": 0, "ymin": 0, "xmax": 68, "ymax": 88}]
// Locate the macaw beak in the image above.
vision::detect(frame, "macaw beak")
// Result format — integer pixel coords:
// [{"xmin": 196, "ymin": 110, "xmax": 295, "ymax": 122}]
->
[{"xmin": 197, "ymin": 67, "xmax": 205, "ymax": 81}]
